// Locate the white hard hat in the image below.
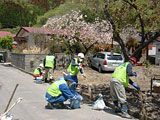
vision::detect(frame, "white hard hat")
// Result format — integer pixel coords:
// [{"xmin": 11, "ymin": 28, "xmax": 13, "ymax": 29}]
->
[
  {"xmin": 39, "ymin": 64, "xmax": 43, "ymax": 68},
  {"xmin": 78, "ymin": 53, "xmax": 84, "ymax": 58}
]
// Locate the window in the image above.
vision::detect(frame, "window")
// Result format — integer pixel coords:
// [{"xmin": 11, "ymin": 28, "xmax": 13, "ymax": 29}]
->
[
  {"xmin": 97, "ymin": 53, "xmax": 105, "ymax": 59},
  {"xmin": 107, "ymin": 55, "xmax": 123, "ymax": 60}
]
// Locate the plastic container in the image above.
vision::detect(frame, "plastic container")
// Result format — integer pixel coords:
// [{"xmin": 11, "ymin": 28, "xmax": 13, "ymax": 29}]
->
[
  {"xmin": 36, "ymin": 77, "xmax": 42, "ymax": 84},
  {"xmin": 70, "ymin": 99, "xmax": 80, "ymax": 109}
]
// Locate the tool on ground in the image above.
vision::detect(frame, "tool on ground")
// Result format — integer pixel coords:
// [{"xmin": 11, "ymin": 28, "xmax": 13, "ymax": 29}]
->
[
  {"xmin": 4, "ymin": 84, "xmax": 19, "ymax": 113},
  {"xmin": 1, "ymin": 97, "xmax": 23, "ymax": 118}
]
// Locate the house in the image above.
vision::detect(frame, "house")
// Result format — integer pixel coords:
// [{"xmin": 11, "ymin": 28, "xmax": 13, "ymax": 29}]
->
[
  {"xmin": 15, "ymin": 27, "xmax": 56, "ymax": 49},
  {"xmin": 0, "ymin": 31, "xmax": 15, "ymax": 38}
]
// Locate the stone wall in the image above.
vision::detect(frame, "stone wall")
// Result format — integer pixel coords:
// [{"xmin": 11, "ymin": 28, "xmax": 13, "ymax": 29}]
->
[{"xmin": 11, "ymin": 53, "xmax": 75, "ymax": 73}]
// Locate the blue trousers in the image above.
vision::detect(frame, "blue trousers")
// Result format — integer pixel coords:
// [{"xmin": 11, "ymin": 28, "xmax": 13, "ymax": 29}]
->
[
  {"xmin": 71, "ymin": 75, "xmax": 78, "ymax": 83},
  {"xmin": 45, "ymin": 92, "xmax": 68, "ymax": 103}
]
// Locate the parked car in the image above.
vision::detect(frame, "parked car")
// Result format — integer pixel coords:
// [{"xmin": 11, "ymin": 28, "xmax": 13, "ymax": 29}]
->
[{"xmin": 90, "ymin": 52, "xmax": 124, "ymax": 72}]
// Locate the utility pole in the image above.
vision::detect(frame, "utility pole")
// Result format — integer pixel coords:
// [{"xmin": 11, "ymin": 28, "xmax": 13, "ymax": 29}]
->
[{"xmin": 111, "ymin": 38, "xmax": 114, "ymax": 56}]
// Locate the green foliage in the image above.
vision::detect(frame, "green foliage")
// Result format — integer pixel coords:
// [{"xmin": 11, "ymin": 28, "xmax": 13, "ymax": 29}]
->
[
  {"xmin": 0, "ymin": 1, "xmax": 45, "ymax": 28},
  {"xmin": 0, "ymin": 35, "xmax": 14, "ymax": 51},
  {"xmin": 64, "ymin": 50, "xmax": 71, "ymax": 54},
  {"xmin": 108, "ymin": 0, "xmax": 160, "ymax": 32},
  {"xmin": 143, "ymin": 60, "xmax": 150, "ymax": 68},
  {"xmin": 115, "ymin": 46, "xmax": 121, "ymax": 54},
  {"xmin": 36, "ymin": 0, "xmax": 86, "ymax": 26},
  {"xmin": 81, "ymin": 9, "xmax": 105, "ymax": 23},
  {"xmin": 0, "ymin": 26, "xmax": 20, "ymax": 34}
]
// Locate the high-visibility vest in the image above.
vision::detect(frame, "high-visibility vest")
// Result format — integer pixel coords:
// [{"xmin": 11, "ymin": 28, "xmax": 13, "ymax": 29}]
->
[
  {"xmin": 47, "ymin": 80, "xmax": 67, "ymax": 97},
  {"xmin": 45, "ymin": 55, "xmax": 55, "ymax": 68},
  {"xmin": 112, "ymin": 62, "xmax": 130, "ymax": 87},
  {"xmin": 0, "ymin": 53, "xmax": 3, "ymax": 56},
  {"xmin": 33, "ymin": 67, "xmax": 41, "ymax": 75},
  {"xmin": 67, "ymin": 58, "xmax": 79, "ymax": 76}
]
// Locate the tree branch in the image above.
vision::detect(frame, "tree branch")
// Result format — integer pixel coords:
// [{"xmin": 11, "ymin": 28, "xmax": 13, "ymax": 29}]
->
[
  {"xmin": 124, "ymin": 0, "xmax": 145, "ymax": 43},
  {"xmin": 132, "ymin": 31, "xmax": 160, "ymax": 56}
]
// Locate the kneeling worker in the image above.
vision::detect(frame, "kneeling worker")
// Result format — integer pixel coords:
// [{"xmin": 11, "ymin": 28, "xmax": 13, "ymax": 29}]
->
[
  {"xmin": 33, "ymin": 64, "xmax": 44, "ymax": 83},
  {"xmin": 45, "ymin": 75, "xmax": 82, "ymax": 109}
]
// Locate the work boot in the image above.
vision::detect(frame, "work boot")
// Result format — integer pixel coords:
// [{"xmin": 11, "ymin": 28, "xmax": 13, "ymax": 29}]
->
[
  {"xmin": 57, "ymin": 103, "xmax": 68, "ymax": 109},
  {"xmin": 45, "ymin": 103, "xmax": 55, "ymax": 109},
  {"xmin": 113, "ymin": 101, "xmax": 121, "ymax": 113},
  {"xmin": 120, "ymin": 104, "xmax": 132, "ymax": 119},
  {"xmin": 44, "ymin": 78, "xmax": 49, "ymax": 83},
  {"xmin": 49, "ymin": 79, "xmax": 53, "ymax": 84}
]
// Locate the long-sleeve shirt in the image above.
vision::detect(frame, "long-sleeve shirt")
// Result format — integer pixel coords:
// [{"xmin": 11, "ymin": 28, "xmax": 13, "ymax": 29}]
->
[
  {"xmin": 127, "ymin": 63, "xmax": 136, "ymax": 85},
  {"xmin": 126, "ymin": 63, "xmax": 134, "ymax": 76},
  {"xmin": 59, "ymin": 84, "xmax": 74, "ymax": 99}
]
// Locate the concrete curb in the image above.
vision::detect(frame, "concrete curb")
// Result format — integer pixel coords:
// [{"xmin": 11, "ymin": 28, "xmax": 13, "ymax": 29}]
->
[{"xmin": 2, "ymin": 62, "xmax": 33, "ymax": 76}]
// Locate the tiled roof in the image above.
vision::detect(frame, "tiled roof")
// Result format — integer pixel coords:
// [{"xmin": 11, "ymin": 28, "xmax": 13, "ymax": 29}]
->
[
  {"xmin": 0, "ymin": 31, "xmax": 15, "ymax": 38},
  {"xmin": 22, "ymin": 27, "xmax": 55, "ymax": 35}
]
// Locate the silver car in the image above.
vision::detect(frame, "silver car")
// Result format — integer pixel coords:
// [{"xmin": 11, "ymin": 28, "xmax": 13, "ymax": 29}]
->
[{"xmin": 90, "ymin": 52, "xmax": 124, "ymax": 72}]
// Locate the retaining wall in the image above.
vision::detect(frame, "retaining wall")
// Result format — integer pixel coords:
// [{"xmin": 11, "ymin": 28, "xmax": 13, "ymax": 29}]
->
[{"xmin": 11, "ymin": 53, "xmax": 75, "ymax": 73}]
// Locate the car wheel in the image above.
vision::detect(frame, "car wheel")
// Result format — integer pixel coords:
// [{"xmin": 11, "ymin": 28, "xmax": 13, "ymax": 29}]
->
[{"xmin": 98, "ymin": 65, "xmax": 102, "ymax": 73}]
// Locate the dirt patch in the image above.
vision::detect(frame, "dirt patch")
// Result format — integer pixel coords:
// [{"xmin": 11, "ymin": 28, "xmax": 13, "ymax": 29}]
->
[{"xmin": 54, "ymin": 65, "xmax": 160, "ymax": 120}]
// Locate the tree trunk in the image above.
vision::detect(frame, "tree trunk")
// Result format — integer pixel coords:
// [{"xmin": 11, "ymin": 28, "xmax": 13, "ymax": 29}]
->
[{"xmin": 104, "ymin": 0, "xmax": 129, "ymax": 61}]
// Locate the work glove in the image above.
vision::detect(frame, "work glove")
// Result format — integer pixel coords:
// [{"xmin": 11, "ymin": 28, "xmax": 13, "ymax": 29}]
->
[
  {"xmin": 71, "ymin": 94, "xmax": 83, "ymax": 101},
  {"xmin": 132, "ymin": 83, "xmax": 140, "ymax": 91},
  {"xmin": 133, "ymin": 72, "xmax": 137, "ymax": 77}
]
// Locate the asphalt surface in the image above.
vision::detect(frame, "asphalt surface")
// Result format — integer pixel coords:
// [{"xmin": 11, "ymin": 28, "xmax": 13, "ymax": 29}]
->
[{"xmin": 0, "ymin": 64, "xmax": 131, "ymax": 120}]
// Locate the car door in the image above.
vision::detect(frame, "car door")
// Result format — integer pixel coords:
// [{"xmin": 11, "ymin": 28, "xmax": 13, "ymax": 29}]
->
[
  {"xmin": 94, "ymin": 53, "xmax": 104, "ymax": 68},
  {"xmin": 93, "ymin": 53, "xmax": 102, "ymax": 68}
]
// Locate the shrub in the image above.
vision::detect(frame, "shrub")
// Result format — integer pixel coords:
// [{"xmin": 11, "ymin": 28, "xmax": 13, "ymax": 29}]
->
[
  {"xmin": 64, "ymin": 50, "xmax": 71, "ymax": 54},
  {"xmin": 143, "ymin": 60, "xmax": 150, "ymax": 68},
  {"xmin": 0, "ymin": 35, "xmax": 13, "ymax": 51}
]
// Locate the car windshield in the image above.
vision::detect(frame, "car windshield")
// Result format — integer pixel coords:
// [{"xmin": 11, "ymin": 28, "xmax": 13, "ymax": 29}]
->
[{"xmin": 107, "ymin": 55, "xmax": 123, "ymax": 60}]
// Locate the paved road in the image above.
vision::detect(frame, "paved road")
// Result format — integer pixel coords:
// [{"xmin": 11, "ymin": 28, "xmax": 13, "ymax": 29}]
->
[{"xmin": 0, "ymin": 64, "xmax": 131, "ymax": 120}]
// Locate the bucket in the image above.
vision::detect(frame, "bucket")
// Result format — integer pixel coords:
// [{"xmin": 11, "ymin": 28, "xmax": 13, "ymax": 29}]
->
[
  {"xmin": 70, "ymin": 99, "xmax": 80, "ymax": 109},
  {"xmin": 36, "ymin": 77, "xmax": 42, "ymax": 84}
]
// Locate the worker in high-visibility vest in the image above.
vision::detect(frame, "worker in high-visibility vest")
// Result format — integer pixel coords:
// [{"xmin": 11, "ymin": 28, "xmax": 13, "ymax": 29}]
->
[
  {"xmin": 45, "ymin": 75, "xmax": 83, "ymax": 109},
  {"xmin": 33, "ymin": 64, "xmax": 44, "ymax": 83},
  {"xmin": 110, "ymin": 57, "xmax": 140, "ymax": 118},
  {"xmin": 43, "ymin": 52, "xmax": 56, "ymax": 83},
  {"xmin": 64, "ymin": 53, "xmax": 86, "ymax": 83},
  {"xmin": 0, "ymin": 53, "xmax": 3, "ymax": 63}
]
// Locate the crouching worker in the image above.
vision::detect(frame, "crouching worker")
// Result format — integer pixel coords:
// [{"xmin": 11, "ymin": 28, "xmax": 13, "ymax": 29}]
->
[
  {"xmin": 45, "ymin": 75, "xmax": 83, "ymax": 109},
  {"xmin": 33, "ymin": 64, "xmax": 44, "ymax": 84}
]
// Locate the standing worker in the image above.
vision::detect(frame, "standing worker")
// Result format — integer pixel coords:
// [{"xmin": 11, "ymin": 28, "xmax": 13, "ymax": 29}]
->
[
  {"xmin": 43, "ymin": 52, "xmax": 56, "ymax": 83},
  {"xmin": 65, "ymin": 53, "xmax": 86, "ymax": 83},
  {"xmin": 110, "ymin": 57, "xmax": 140, "ymax": 118},
  {"xmin": 45, "ymin": 75, "xmax": 83, "ymax": 109}
]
